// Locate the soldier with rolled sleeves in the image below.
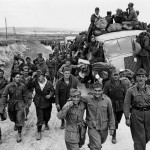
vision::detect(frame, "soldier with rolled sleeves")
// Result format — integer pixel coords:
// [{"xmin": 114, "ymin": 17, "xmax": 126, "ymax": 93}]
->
[
  {"xmin": 84, "ymin": 82, "xmax": 115, "ymax": 150},
  {"xmin": 57, "ymin": 88, "xmax": 87, "ymax": 150},
  {"xmin": 124, "ymin": 68, "xmax": 150, "ymax": 150}
]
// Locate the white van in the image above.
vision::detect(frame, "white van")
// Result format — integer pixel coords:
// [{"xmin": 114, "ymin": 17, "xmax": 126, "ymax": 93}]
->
[{"xmin": 95, "ymin": 30, "xmax": 145, "ymax": 72}]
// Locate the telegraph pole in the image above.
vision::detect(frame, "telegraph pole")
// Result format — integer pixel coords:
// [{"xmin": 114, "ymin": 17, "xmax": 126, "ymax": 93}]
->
[{"xmin": 5, "ymin": 17, "xmax": 8, "ymax": 40}]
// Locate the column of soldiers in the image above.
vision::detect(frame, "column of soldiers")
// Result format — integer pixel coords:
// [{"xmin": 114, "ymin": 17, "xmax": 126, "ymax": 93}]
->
[{"xmin": 0, "ymin": 49, "xmax": 149, "ymax": 150}]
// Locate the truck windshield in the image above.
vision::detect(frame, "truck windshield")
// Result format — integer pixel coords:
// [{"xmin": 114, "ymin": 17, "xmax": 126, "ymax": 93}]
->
[{"xmin": 104, "ymin": 37, "xmax": 133, "ymax": 58}]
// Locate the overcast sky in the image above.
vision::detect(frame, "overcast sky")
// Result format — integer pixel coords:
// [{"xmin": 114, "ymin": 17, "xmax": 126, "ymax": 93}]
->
[{"xmin": 0, "ymin": 0, "xmax": 150, "ymax": 30}]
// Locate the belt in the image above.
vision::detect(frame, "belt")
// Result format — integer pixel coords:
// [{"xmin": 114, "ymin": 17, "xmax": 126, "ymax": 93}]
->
[{"xmin": 133, "ymin": 106, "xmax": 150, "ymax": 111}]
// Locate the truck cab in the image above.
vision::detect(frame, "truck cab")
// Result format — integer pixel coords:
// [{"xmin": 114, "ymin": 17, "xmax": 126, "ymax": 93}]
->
[{"xmin": 95, "ymin": 30, "xmax": 145, "ymax": 72}]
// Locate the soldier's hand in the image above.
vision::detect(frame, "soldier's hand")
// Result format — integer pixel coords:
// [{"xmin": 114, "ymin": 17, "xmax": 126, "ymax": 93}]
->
[
  {"xmin": 32, "ymin": 72, "xmax": 38, "ymax": 78},
  {"xmin": 56, "ymin": 104, "xmax": 61, "ymax": 111},
  {"xmin": 125, "ymin": 119, "xmax": 130, "ymax": 127},
  {"xmin": 109, "ymin": 130, "xmax": 114, "ymax": 136},
  {"xmin": 63, "ymin": 101, "xmax": 73, "ymax": 109},
  {"xmin": 45, "ymin": 94, "xmax": 51, "ymax": 99}
]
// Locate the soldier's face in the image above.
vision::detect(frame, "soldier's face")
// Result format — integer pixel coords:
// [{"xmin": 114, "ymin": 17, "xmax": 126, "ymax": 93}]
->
[
  {"xmin": 72, "ymin": 95, "xmax": 81, "ymax": 105},
  {"xmin": 136, "ymin": 75, "xmax": 147, "ymax": 85},
  {"xmin": 111, "ymin": 73, "xmax": 120, "ymax": 81},
  {"xmin": 95, "ymin": 10, "xmax": 99, "ymax": 15},
  {"xmin": 0, "ymin": 71, "xmax": 4, "ymax": 78},
  {"xmin": 63, "ymin": 71, "xmax": 70, "ymax": 79},
  {"xmin": 94, "ymin": 87, "xmax": 103, "ymax": 98},
  {"xmin": 14, "ymin": 74, "xmax": 21, "ymax": 83}
]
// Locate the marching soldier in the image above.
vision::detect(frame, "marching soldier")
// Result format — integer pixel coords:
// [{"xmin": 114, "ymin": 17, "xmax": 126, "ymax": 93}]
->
[
  {"xmin": 84, "ymin": 82, "xmax": 115, "ymax": 150},
  {"xmin": 57, "ymin": 89, "xmax": 86, "ymax": 150},
  {"xmin": 55, "ymin": 68, "xmax": 80, "ymax": 129},
  {"xmin": 124, "ymin": 68, "xmax": 150, "ymax": 150},
  {"xmin": 0, "ymin": 69, "xmax": 8, "ymax": 144},
  {"xmin": 2, "ymin": 72, "xmax": 28, "ymax": 143},
  {"xmin": 103, "ymin": 69, "xmax": 126, "ymax": 144},
  {"xmin": 26, "ymin": 70, "xmax": 54, "ymax": 140}
]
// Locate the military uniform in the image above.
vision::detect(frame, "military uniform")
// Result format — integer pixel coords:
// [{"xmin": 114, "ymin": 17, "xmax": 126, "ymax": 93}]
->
[
  {"xmin": 124, "ymin": 68, "xmax": 150, "ymax": 150},
  {"xmin": 2, "ymin": 82, "xmax": 27, "ymax": 127},
  {"xmin": 0, "ymin": 76, "xmax": 8, "ymax": 143},
  {"xmin": 103, "ymin": 80, "xmax": 126, "ymax": 139},
  {"xmin": 46, "ymin": 58, "xmax": 55, "ymax": 82},
  {"xmin": 84, "ymin": 94, "xmax": 115, "ymax": 150},
  {"xmin": 57, "ymin": 98, "xmax": 86, "ymax": 150},
  {"xmin": 20, "ymin": 75, "xmax": 33, "ymax": 119}
]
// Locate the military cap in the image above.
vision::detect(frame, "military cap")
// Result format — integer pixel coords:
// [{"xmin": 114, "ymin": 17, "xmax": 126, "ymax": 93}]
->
[
  {"xmin": 128, "ymin": 2, "xmax": 134, "ymax": 7},
  {"xmin": 63, "ymin": 67, "xmax": 71, "ymax": 73},
  {"xmin": 135, "ymin": 68, "xmax": 147, "ymax": 76},
  {"xmin": 70, "ymin": 88, "xmax": 81, "ymax": 97},
  {"xmin": 116, "ymin": 8, "xmax": 123, "ymax": 13},
  {"xmin": 93, "ymin": 82, "xmax": 102, "ymax": 89}
]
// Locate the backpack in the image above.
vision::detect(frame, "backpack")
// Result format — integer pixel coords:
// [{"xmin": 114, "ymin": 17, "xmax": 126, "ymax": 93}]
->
[
  {"xmin": 94, "ymin": 18, "xmax": 108, "ymax": 30},
  {"xmin": 107, "ymin": 23, "xmax": 122, "ymax": 32},
  {"xmin": 134, "ymin": 32, "xmax": 150, "ymax": 56}
]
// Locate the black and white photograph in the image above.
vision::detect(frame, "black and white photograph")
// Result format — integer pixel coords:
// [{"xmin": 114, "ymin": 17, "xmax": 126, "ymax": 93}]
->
[{"xmin": 0, "ymin": 0, "xmax": 150, "ymax": 150}]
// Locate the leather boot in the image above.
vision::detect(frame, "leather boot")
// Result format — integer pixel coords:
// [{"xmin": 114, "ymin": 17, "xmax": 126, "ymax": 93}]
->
[
  {"xmin": 14, "ymin": 125, "xmax": 18, "ymax": 131},
  {"xmin": 45, "ymin": 124, "xmax": 49, "ymax": 130},
  {"xmin": 36, "ymin": 132, "xmax": 42, "ymax": 141},
  {"xmin": 17, "ymin": 133, "xmax": 22, "ymax": 143},
  {"xmin": 112, "ymin": 130, "xmax": 117, "ymax": 144}
]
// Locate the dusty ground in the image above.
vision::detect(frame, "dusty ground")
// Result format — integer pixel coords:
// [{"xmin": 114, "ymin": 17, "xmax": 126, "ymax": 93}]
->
[{"xmin": 1, "ymin": 84, "xmax": 150, "ymax": 150}]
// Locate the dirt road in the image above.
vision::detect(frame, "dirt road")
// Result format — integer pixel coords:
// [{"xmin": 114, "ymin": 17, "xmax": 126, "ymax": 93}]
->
[{"xmin": 1, "ymin": 85, "xmax": 150, "ymax": 150}]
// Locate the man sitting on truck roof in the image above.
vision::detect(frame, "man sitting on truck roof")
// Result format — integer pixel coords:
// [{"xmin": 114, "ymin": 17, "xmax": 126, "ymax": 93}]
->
[
  {"xmin": 125, "ymin": 2, "xmax": 138, "ymax": 22},
  {"xmin": 87, "ymin": 7, "xmax": 101, "ymax": 42}
]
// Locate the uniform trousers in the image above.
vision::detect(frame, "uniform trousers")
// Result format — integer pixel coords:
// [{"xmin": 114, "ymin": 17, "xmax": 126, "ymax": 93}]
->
[
  {"xmin": 35, "ymin": 105, "xmax": 52, "ymax": 126},
  {"xmin": 130, "ymin": 109, "xmax": 150, "ymax": 150},
  {"xmin": 65, "ymin": 141, "xmax": 80, "ymax": 150},
  {"xmin": 88, "ymin": 128, "xmax": 108, "ymax": 150},
  {"xmin": 8, "ymin": 109, "xmax": 25, "ymax": 127}
]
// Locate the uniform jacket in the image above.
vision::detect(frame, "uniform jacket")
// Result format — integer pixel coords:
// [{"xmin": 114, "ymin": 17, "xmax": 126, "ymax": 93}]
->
[
  {"xmin": 124, "ymin": 84, "xmax": 150, "ymax": 119},
  {"xmin": 105, "ymin": 15, "xmax": 113, "ymax": 24},
  {"xmin": 57, "ymin": 100, "xmax": 86, "ymax": 143},
  {"xmin": 0, "ymin": 77, "xmax": 8, "ymax": 114},
  {"xmin": 84, "ymin": 94, "xmax": 115, "ymax": 131},
  {"xmin": 2, "ymin": 82, "xmax": 27, "ymax": 111},
  {"xmin": 55, "ymin": 75, "xmax": 79, "ymax": 107},
  {"xmin": 103, "ymin": 80, "xmax": 126, "ymax": 112},
  {"xmin": 46, "ymin": 58, "xmax": 55, "ymax": 69},
  {"xmin": 27, "ymin": 77, "xmax": 54, "ymax": 108},
  {"xmin": 126, "ymin": 8, "xmax": 138, "ymax": 21}
]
